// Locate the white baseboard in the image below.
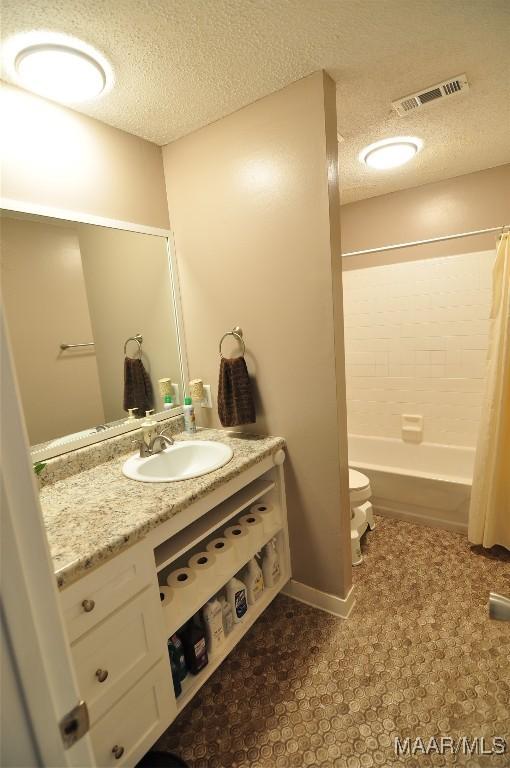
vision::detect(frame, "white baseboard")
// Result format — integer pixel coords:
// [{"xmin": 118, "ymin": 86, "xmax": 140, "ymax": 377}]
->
[
  {"xmin": 282, "ymin": 579, "xmax": 355, "ymax": 619},
  {"xmin": 374, "ymin": 502, "xmax": 468, "ymax": 534}
]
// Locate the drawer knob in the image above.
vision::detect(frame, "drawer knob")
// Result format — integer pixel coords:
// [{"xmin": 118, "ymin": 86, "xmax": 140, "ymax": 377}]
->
[
  {"xmin": 112, "ymin": 745, "xmax": 124, "ymax": 760},
  {"xmin": 95, "ymin": 668, "xmax": 108, "ymax": 683},
  {"xmin": 81, "ymin": 599, "xmax": 95, "ymax": 613}
]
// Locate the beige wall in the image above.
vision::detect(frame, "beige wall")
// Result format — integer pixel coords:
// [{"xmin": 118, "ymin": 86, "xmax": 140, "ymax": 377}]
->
[
  {"xmin": 163, "ymin": 72, "xmax": 352, "ymax": 599},
  {"xmin": 0, "ymin": 83, "xmax": 169, "ymax": 229},
  {"xmin": 340, "ymin": 164, "xmax": 510, "ymax": 268},
  {"xmin": 78, "ymin": 226, "xmax": 181, "ymax": 421},
  {"xmin": 1, "ymin": 217, "xmax": 105, "ymax": 444}
]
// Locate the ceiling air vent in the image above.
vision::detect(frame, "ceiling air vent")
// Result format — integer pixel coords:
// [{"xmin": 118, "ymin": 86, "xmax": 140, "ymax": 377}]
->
[{"xmin": 392, "ymin": 74, "xmax": 469, "ymax": 116}]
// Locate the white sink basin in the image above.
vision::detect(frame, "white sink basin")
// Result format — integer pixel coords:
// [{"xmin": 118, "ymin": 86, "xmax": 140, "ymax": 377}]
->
[{"xmin": 122, "ymin": 440, "xmax": 233, "ymax": 482}]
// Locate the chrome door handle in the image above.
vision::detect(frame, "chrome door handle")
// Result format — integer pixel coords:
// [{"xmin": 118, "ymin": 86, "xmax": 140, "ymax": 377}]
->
[{"xmin": 489, "ymin": 592, "xmax": 510, "ymax": 621}]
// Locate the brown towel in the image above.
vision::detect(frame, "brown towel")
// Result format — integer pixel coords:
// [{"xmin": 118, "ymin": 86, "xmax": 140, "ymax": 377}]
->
[
  {"xmin": 123, "ymin": 357, "xmax": 154, "ymax": 416},
  {"xmin": 218, "ymin": 356, "xmax": 256, "ymax": 427}
]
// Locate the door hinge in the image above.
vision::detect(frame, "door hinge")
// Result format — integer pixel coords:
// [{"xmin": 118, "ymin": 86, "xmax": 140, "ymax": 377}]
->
[{"xmin": 59, "ymin": 700, "xmax": 89, "ymax": 749}]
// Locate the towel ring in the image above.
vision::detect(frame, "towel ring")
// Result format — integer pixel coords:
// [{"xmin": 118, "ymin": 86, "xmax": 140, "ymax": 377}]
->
[
  {"xmin": 124, "ymin": 334, "xmax": 143, "ymax": 359},
  {"xmin": 219, "ymin": 326, "xmax": 245, "ymax": 358}
]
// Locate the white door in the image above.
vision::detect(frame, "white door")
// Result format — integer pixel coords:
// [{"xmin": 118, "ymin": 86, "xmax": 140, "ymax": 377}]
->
[{"xmin": 0, "ymin": 306, "xmax": 95, "ymax": 767}]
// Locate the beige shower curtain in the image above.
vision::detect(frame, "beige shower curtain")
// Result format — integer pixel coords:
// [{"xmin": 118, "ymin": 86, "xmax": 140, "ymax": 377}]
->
[{"xmin": 468, "ymin": 232, "xmax": 510, "ymax": 550}]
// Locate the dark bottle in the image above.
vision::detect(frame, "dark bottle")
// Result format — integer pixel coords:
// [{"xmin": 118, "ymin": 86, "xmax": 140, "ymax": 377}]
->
[
  {"xmin": 170, "ymin": 633, "xmax": 188, "ymax": 681},
  {"xmin": 167, "ymin": 637, "xmax": 183, "ymax": 697},
  {"xmin": 179, "ymin": 614, "xmax": 208, "ymax": 675}
]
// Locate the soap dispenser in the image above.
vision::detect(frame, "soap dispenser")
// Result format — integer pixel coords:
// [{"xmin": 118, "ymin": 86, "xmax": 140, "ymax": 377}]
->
[
  {"xmin": 141, "ymin": 409, "xmax": 157, "ymax": 447},
  {"xmin": 125, "ymin": 407, "xmax": 138, "ymax": 423}
]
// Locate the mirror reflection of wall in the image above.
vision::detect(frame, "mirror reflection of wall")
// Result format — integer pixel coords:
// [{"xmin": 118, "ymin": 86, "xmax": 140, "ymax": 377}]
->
[{"xmin": 1, "ymin": 211, "xmax": 182, "ymax": 448}]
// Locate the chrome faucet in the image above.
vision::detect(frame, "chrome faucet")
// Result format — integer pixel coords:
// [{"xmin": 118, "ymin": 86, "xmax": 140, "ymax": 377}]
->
[{"xmin": 134, "ymin": 425, "xmax": 175, "ymax": 457}]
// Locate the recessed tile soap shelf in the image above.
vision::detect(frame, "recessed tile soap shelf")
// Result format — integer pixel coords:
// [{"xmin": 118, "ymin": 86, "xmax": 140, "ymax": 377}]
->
[{"xmin": 401, "ymin": 414, "xmax": 423, "ymax": 443}]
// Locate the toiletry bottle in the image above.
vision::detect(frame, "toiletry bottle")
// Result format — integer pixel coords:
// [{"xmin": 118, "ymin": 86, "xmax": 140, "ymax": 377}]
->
[
  {"xmin": 226, "ymin": 576, "xmax": 248, "ymax": 623},
  {"xmin": 163, "ymin": 394, "xmax": 173, "ymax": 410},
  {"xmin": 125, "ymin": 407, "xmax": 138, "ymax": 423},
  {"xmin": 167, "ymin": 639, "xmax": 181, "ymax": 697},
  {"xmin": 183, "ymin": 397, "xmax": 196, "ymax": 433},
  {"xmin": 169, "ymin": 633, "xmax": 188, "ymax": 682},
  {"xmin": 141, "ymin": 409, "xmax": 157, "ymax": 447},
  {"xmin": 262, "ymin": 538, "xmax": 280, "ymax": 587},
  {"xmin": 219, "ymin": 593, "xmax": 234, "ymax": 636},
  {"xmin": 180, "ymin": 614, "xmax": 208, "ymax": 674},
  {"xmin": 243, "ymin": 557, "xmax": 264, "ymax": 605},
  {"xmin": 202, "ymin": 597, "xmax": 225, "ymax": 656}
]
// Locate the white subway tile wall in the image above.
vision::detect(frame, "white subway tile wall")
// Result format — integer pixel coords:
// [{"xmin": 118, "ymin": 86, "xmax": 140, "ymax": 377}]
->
[{"xmin": 342, "ymin": 250, "xmax": 493, "ymax": 447}]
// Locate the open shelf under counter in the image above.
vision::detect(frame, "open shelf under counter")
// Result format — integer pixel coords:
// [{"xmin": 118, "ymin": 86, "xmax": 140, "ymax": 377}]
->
[
  {"xmin": 176, "ymin": 569, "xmax": 289, "ymax": 714},
  {"xmin": 162, "ymin": 522, "xmax": 283, "ymax": 637},
  {"xmin": 154, "ymin": 477, "xmax": 276, "ymax": 573}
]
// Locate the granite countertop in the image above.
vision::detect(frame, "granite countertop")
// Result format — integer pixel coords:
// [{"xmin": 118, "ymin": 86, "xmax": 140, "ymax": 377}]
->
[{"xmin": 39, "ymin": 429, "xmax": 285, "ymax": 589}]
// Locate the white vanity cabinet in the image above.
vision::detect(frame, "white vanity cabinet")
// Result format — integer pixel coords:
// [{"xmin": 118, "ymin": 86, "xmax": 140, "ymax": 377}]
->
[
  {"xmin": 60, "ymin": 544, "xmax": 176, "ymax": 765},
  {"xmin": 60, "ymin": 451, "xmax": 290, "ymax": 767}
]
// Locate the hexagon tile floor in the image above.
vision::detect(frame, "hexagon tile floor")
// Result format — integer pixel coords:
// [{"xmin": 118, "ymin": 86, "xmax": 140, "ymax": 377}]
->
[{"xmin": 155, "ymin": 516, "xmax": 510, "ymax": 767}]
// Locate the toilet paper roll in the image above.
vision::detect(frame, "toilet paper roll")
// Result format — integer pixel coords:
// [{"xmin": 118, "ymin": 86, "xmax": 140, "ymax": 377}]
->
[
  {"xmin": 158, "ymin": 377, "xmax": 173, "ymax": 397},
  {"xmin": 188, "ymin": 551, "xmax": 216, "ymax": 573},
  {"xmin": 158, "ymin": 585, "xmax": 173, "ymax": 607},
  {"xmin": 189, "ymin": 379, "xmax": 204, "ymax": 402},
  {"xmin": 250, "ymin": 502, "xmax": 279, "ymax": 534},
  {"xmin": 239, "ymin": 512, "xmax": 265, "ymax": 548},
  {"xmin": 225, "ymin": 523, "xmax": 252, "ymax": 560},
  {"xmin": 206, "ymin": 537, "xmax": 236, "ymax": 573},
  {"xmin": 167, "ymin": 567, "xmax": 196, "ymax": 589}
]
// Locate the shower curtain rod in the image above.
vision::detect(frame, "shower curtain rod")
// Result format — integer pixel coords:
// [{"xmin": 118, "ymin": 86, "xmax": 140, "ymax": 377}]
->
[{"xmin": 341, "ymin": 224, "xmax": 508, "ymax": 258}]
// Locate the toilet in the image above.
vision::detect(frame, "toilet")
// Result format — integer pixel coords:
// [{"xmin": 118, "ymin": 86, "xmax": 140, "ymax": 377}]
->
[{"xmin": 349, "ymin": 468, "xmax": 375, "ymax": 566}]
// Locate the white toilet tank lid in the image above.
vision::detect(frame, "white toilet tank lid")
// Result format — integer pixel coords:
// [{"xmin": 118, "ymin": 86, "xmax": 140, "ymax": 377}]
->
[{"xmin": 349, "ymin": 468, "xmax": 370, "ymax": 491}]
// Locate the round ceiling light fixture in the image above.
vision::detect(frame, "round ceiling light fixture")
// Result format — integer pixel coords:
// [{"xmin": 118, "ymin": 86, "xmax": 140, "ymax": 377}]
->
[
  {"xmin": 15, "ymin": 44, "xmax": 106, "ymax": 102},
  {"xmin": 359, "ymin": 136, "xmax": 423, "ymax": 170},
  {"xmin": 3, "ymin": 33, "xmax": 112, "ymax": 103}
]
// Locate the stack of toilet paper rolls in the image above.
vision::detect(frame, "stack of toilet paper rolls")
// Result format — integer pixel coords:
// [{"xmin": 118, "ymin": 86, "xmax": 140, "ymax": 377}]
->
[
  {"xmin": 238, "ymin": 512, "xmax": 265, "ymax": 548},
  {"xmin": 161, "ymin": 566, "xmax": 197, "ymax": 628},
  {"xmin": 206, "ymin": 537, "xmax": 235, "ymax": 573},
  {"xmin": 248, "ymin": 501, "xmax": 278, "ymax": 534},
  {"xmin": 188, "ymin": 551, "xmax": 216, "ymax": 583},
  {"xmin": 159, "ymin": 585, "xmax": 173, "ymax": 609},
  {"xmin": 164, "ymin": 552, "xmax": 216, "ymax": 618},
  {"xmin": 224, "ymin": 523, "xmax": 251, "ymax": 560}
]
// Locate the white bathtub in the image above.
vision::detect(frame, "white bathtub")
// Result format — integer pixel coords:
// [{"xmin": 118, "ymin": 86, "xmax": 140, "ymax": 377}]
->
[{"xmin": 348, "ymin": 434, "xmax": 475, "ymax": 533}]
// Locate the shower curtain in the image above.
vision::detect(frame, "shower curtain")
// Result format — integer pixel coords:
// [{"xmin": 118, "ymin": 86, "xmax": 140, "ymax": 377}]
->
[{"xmin": 468, "ymin": 232, "xmax": 510, "ymax": 550}]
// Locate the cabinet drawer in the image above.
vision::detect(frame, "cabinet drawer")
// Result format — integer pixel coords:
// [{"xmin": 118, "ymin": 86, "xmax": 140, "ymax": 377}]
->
[
  {"xmin": 72, "ymin": 587, "xmax": 163, "ymax": 724},
  {"xmin": 61, "ymin": 545, "xmax": 154, "ymax": 642},
  {"xmin": 89, "ymin": 659, "xmax": 175, "ymax": 767}
]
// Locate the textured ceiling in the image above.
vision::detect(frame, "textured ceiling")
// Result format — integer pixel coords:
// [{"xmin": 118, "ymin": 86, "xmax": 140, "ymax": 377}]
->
[{"xmin": 2, "ymin": 0, "xmax": 510, "ymax": 203}]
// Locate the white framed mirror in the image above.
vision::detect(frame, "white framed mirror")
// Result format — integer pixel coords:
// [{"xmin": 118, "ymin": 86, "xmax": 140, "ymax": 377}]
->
[{"xmin": 1, "ymin": 201, "xmax": 189, "ymax": 460}]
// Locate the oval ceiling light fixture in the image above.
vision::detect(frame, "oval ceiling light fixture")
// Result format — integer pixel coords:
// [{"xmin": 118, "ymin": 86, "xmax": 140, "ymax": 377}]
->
[
  {"xmin": 3, "ymin": 32, "xmax": 112, "ymax": 103},
  {"xmin": 359, "ymin": 136, "xmax": 423, "ymax": 170}
]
